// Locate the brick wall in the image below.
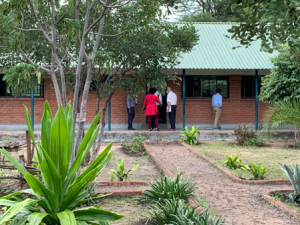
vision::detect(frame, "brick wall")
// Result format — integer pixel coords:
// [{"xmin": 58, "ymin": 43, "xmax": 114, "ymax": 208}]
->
[{"xmin": 0, "ymin": 74, "xmax": 268, "ymax": 126}]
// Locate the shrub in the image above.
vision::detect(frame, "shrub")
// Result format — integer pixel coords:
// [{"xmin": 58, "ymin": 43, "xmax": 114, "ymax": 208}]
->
[
  {"xmin": 121, "ymin": 133, "xmax": 145, "ymax": 154},
  {"xmin": 241, "ymin": 162, "xmax": 268, "ymax": 180},
  {"xmin": 280, "ymin": 164, "xmax": 300, "ymax": 203},
  {"xmin": 148, "ymin": 199, "xmax": 225, "ymax": 225},
  {"xmin": 142, "ymin": 174, "xmax": 197, "ymax": 203},
  {"xmin": 109, "ymin": 158, "xmax": 139, "ymax": 181},
  {"xmin": 224, "ymin": 152, "xmax": 242, "ymax": 169},
  {"xmin": 181, "ymin": 126, "xmax": 200, "ymax": 145},
  {"xmin": 234, "ymin": 124, "xmax": 263, "ymax": 146},
  {"xmin": 0, "ymin": 101, "xmax": 123, "ymax": 224}
]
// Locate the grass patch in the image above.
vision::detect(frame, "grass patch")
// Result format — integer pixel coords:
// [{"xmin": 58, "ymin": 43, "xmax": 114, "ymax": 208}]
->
[
  {"xmin": 192, "ymin": 141, "xmax": 300, "ymax": 180},
  {"xmin": 271, "ymin": 191, "xmax": 300, "ymax": 214},
  {"xmin": 92, "ymin": 196, "xmax": 151, "ymax": 225}
]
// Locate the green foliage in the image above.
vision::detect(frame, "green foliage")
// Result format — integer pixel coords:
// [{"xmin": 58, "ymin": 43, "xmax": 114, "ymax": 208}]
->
[
  {"xmin": 0, "ymin": 101, "xmax": 123, "ymax": 224},
  {"xmin": 181, "ymin": 126, "xmax": 200, "ymax": 145},
  {"xmin": 148, "ymin": 199, "xmax": 224, "ymax": 225},
  {"xmin": 280, "ymin": 164, "xmax": 300, "ymax": 203},
  {"xmin": 3, "ymin": 63, "xmax": 42, "ymax": 96},
  {"xmin": 234, "ymin": 124, "xmax": 259, "ymax": 146},
  {"xmin": 121, "ymin": 133, "xmax": 145, "ymax": 154},
  {"xmin": 246, "ymin": 138, "xmax": 264, "ymax": 147},
  {"xmin": 262, "ymin": 98, "xmax": 300, "ymax": 146},
  {"xmin": 259, "ymin": 47, "xmax": 300, "ymax": 104},
  {"xmin": 142, "ymin": 174, "xmax": 197, "ymax": 203},
  {"xmin": 241, "ymin": 162, "xmax": 268, "ymax": 180},
  {"xmin": 224, "ymin": 152, "xmax": 242, "ymax": 169},
  {"xmin": 109, "ymin": 158, "xmax": 139, "ymax": 182},
  {"xmin": 229, "ymin": 0, "xmax": 300, "ymax": 58}
]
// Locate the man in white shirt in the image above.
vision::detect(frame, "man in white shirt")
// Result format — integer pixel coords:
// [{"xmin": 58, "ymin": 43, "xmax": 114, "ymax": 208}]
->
[
  {"xmin": 167, "ymin": 87, "xmax": 177, "ymax": 131},
  {"xmin": 211, "ymin": 89, "xmax": 222, "ymax": 130}
]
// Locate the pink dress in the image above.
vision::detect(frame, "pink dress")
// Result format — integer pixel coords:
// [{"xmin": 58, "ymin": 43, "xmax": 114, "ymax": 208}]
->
[{"xmin": 143, "ymin": 94, "xmax": 160, "ymax": 116}]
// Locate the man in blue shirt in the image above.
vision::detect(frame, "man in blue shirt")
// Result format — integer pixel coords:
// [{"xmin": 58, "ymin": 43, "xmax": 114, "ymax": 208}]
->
[
  {"xmin": 211, "ymin": 89, "xmax": 222, "ymax": 130},
  {"xmin": 127, "ymin": 93, "xmax": 137, "ymax": 130}
]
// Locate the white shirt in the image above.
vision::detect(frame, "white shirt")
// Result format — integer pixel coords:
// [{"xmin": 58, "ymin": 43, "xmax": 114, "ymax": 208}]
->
[
  {"xmin": 154, "ymin": 91, "xmax": 162, "ymax": 106},
  {"xmin": 167, "ymin": 91, "xmax": 177, "ymax": 105}
]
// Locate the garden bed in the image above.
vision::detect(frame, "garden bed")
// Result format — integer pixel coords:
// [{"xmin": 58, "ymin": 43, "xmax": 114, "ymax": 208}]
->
[
  {"xmin": 182, "ymin": 140, "xmax": 299, "ymax": 181},
  {"xmin": 262, "ymin": 190, "xmax": 300, "ymax": 221}
]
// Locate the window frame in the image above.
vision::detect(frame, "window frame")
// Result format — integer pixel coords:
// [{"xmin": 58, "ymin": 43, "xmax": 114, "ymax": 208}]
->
[
  {"xmin": 241, "ymin": 75, "xmax": 264, "ymax": 99},
  {"xmin": 181, "ymin": 75, "xmax": 230, "ymax": 99},
  {"xmin": 0, "ymin": 74, "xmax": 44, "ymax": 98}
]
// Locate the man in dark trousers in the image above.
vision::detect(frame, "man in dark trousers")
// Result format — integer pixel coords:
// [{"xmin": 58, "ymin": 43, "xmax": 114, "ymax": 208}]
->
[
  {"xmin": 167, "ymin": 87, "xmax": 177, "ymax": 131},
  {"xmin": 127, "ymin": 93, "xmax": 137, "ymax": 130}
]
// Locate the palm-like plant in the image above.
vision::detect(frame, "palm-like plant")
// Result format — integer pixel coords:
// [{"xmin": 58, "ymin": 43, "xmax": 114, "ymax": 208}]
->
[
  {"xmin": 0, "ymin": 101, "xmax": 123, "ymax": 224},
  {"xmin": 181, "ymin": 126, "xmax": 200, "ymax": 145},
  {"xmin": 281, "ymin": 164, "xmax": 300, "ymax": 203},
  {"xmin": 262, "ymin": 98, "xmax": 300, "ymax": 146}
]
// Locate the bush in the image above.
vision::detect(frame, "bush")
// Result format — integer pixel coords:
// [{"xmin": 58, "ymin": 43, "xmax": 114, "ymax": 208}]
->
[
  {"xmin": 0, "ymin": 102, "xmax": 123, "ymax": 224},
  {"xmin": 121, "ymin": 133, "xmax": 145, "ymax": 154},
  {"xmin": 142, "ymin": 174, "xmax": 197, "ymax": 203},
  {"xmin": 234, "ymin": 124, "xmax": 263, "ymax": 147},
  {"xmin": 241, "ymin": 162, "xmax": 268, "ymax": 180},
  {"xmin": 281, "ymin": 164, "xmax": 300, "ymax": 203},
  {"xmin": 224, "ymin": 152, "xmax": 242, "ymax": 169},
  {"xmin": 181, "ymin": 126, "xmax": 200, "ymax": 145},
  {"xmin": 148, "ymin": 199, "xmax": 224, "ymax": 225}
]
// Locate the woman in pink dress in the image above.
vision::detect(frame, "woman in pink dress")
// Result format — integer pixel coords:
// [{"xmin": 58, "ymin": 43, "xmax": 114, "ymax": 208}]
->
[{"xmin": 142, "ymin": 88, "xmax": 161, "ymax": 131}]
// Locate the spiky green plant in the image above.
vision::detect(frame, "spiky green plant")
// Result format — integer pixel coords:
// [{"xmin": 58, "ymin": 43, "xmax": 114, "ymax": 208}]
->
[
  {"xmin": 262, "ymin": 98, "xmax": 300, "ymax": 146},
  {"xmin": 181, "ymin": 126, "xmax": 200, "ymax": 145},
  {"xmin": 148, "ymin": 199, "xmax": 224, "ymax": 225},
  {"xmin": 281, "ymin": 164, "xmax": 300, "ymax": 203},
  {"xmin": 0, "ymin": 101, "xmax": 123, "ymax": 224},
  {"xmin": 142, "ymin": 174, "xmax": 197, "ymax": 203},
  {"xmin": 241, "ymin": 162, "xmax": 268, "ymax": 180},
  {"xmin": 108, "ymin": 158, "xmax": 139, "ymax": 181},
  {"xmin": 224, "ymin": 152, "xmax": 242, "ymax": 169}
]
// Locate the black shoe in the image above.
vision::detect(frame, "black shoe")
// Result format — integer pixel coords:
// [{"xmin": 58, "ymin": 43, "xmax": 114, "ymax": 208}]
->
[
  {"xmin": 128, "ymin": 128, "xmax": 135, "ymax": 130},
  {"xmin": 218, "ymin": 127, "xmax": 221, "ymax": 130}
]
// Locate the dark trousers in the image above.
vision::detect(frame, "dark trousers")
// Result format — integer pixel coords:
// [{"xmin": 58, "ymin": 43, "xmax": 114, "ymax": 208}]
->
[
  {"xmin": 151, "ymin": 106, "xmax": 159, "ymax": 129},
  {"xmin": 168, "ymin": 105, "xmax": 176, "ymax": 129},
  {"xmin": 127, "ymin": 107, "xmax": 135, "ymax": 129},
  {"xmin": 148, "ymin": 115, "xmax": 158, "ymax": 129}
]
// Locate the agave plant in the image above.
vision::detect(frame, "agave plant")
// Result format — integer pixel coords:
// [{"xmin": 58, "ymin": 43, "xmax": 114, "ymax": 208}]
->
[
  {"xmin": 0, "ymin": 101, "xmax": 123, "ymax": 224},
  {"xmin": 281, "ymin": 164, "xmax": 300, "ymax": 203},
  {"xmin": 181, "ymin": 126, "xmax": 200, "ymax": 145}
]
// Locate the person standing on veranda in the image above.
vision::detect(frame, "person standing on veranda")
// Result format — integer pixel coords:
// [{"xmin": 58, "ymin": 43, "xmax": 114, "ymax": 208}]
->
[
  {"xmin": 142, "ymin": 88, "xmax": 161, "ymax": 131},
  {"xmin": 212, "ymin": 89, "xmax": 222, "ymax": 130},
  {"xmin": 167, "ymin": 87, "xmax": 177, "ymax": 131},
  {"xmin": 127, "ymin": 93, "xmax": 137, "ymax": 130},
  {"xmin": 151, "ymin": 89, "xmax": 162, "ymax": 130}
]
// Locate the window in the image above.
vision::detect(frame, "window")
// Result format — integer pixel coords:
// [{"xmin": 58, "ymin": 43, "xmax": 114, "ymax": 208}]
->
[
  {"xmin": 241, "ymin": 75, "xmax": 264, "ymax": 98},
  {"xmin": 0, "ymin": 74, "xmax": 44, "ymax": 97},
  {"xmin": 184, "ymin": 75, "xmax": 229, "ymax": 98}
]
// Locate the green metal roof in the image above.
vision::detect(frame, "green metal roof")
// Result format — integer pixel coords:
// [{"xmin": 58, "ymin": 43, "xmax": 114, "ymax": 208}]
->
[{"xmin": 174, "ymin": 22, "xmax": 277, "ymax": 70}]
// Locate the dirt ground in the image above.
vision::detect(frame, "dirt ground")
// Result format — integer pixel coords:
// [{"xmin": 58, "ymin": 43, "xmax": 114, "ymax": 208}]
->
[
  {"xmin": 95, "ymin": 143, "xmax": 162, "ymax": 183},
  {"xmin": 148, "ymin": 142, "xmax": 300, "ymax": 225},
  {"xmin": 93, "ymin": 196, "xmax": 152, "ymax": 225},
  {"xmin": 192, "ymin": 140, "xmax": 300, "ymax": 180}
]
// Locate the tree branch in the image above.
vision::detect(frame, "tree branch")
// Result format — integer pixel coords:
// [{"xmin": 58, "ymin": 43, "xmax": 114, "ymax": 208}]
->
[
  {"xmin": 98, "ymin": 0, "xmax": 133, "ymax": 8},
  {"xmin": 90, "ymin": 30, "xmax": 127, "ymax": 37},
  {"xmin": 11, "ymin": 26, "xmax": 41, "ymax": 32}
]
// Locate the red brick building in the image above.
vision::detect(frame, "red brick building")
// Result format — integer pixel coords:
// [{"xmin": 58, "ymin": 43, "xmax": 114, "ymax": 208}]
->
[{"xmin": 0, "ymin": 23, "xmax": 276, "ymax": 130}]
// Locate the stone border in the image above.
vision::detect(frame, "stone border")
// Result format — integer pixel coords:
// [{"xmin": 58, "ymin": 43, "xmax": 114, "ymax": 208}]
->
[
  {"xmin": 177, "ymin": 140, "xmax": 290, "ymax": 185},
  {"xmin": 97, "ymin": 181, "xmax": 150, "ymax": 186},
  {"xmin": 96, "ymin": 190, "xmax": 143, "ymax": 196},
  {"xmin": 143, "ymin": 142, "xmax": 203, "ymax": 213},
  {"xmin": 262, "ymin": 190, "xmax": 300, "ymax": 221}
]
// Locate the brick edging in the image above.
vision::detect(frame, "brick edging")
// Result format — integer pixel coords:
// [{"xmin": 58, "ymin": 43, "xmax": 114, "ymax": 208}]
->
[
  {"xmin": 262, "ymin": 190, "xmax": 300, "ymax": 221},
  {"xmin": 96, "ymin": 190, "xmax": 143, "ymax": 196},
  {"xmin": 143, "ymin": 142, "xmax": 204, "ymax": 214},
  {"xmin": 176, "ymin": 140, "xmax": 290, "ymax": 185},
  {"xmin": 97, "ymin": 181, "xmax": 150, "ymax": 186}
]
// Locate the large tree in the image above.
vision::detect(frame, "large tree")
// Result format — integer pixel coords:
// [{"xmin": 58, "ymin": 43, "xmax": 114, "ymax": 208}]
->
[
  {"xmin": 228, "ymin": 0, "xmax": 300, "ymax": 56},
  {"xmin": 0, "ymin": 0, "xmax": 180, "ymax": 163},
  {"xmin": 259, "ymin": 46, "xmax": 300, "ymax": 104}
]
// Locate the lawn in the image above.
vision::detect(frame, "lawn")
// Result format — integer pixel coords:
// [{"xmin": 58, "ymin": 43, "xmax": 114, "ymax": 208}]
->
[
  {"xmin": 192, "ymin": 140, "xmax": 300, "ymax": 180},
  {"xmin": 92, "ymin": 196, "xmax": 151, "ymax": 225}
]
